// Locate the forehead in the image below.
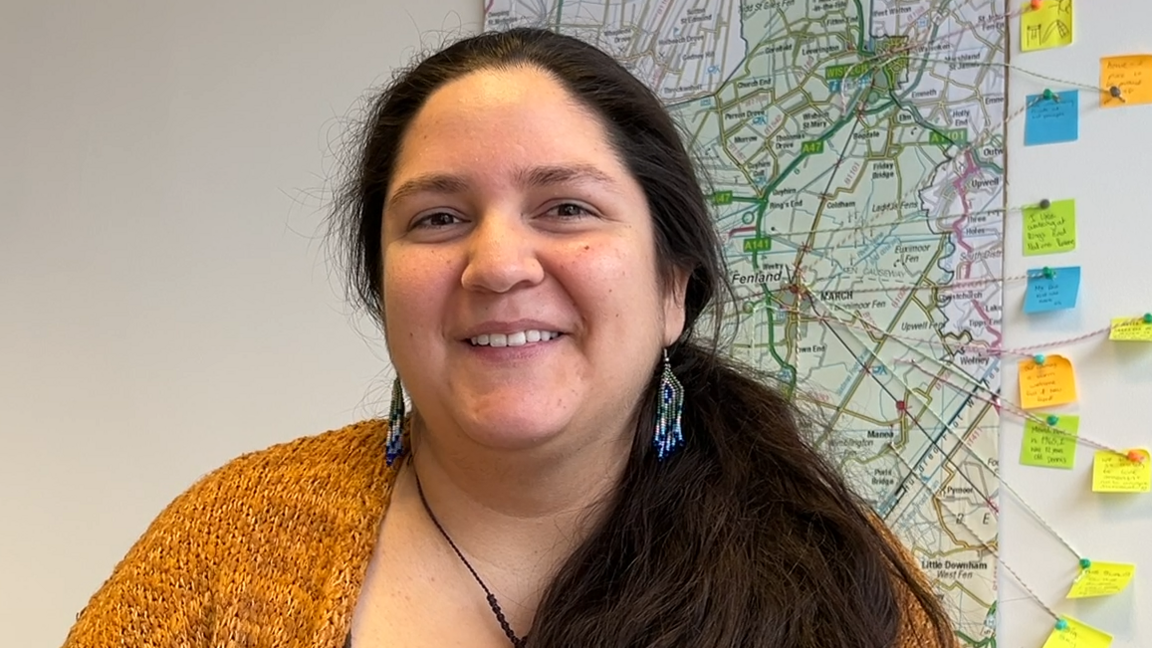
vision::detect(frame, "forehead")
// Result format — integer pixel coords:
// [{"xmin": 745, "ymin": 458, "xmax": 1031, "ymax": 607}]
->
[{"xmin": 392, "ymin": 66, "xmax": 624, "ymax": 180}]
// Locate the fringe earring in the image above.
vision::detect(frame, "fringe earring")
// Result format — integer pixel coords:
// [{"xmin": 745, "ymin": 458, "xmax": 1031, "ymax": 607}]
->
[
  {"xmin": 386, "ymin": 376, "xmax": 406, "ymax": 466},
  {"xmin": 654, "ymin": 348, "xmax": 684, "ymax": 460}
]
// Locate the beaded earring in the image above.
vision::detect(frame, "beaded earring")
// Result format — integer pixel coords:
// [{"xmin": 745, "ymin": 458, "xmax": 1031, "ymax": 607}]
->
[
  {"xmin": 654, "ymin": 348, "xmax": 684, "ymax": 460},
  {"xmin": 386, "ymin": 376, "xmax": 406, "ymax": 466}
]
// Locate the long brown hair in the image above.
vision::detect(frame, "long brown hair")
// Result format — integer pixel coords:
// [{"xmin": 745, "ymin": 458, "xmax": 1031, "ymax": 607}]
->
[{"xmin": 332, "ymin": 27, "xmax": 954, "ymax": 648}]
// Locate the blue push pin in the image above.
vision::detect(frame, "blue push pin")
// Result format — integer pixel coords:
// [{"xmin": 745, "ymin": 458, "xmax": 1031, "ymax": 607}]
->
[
  {"xmin": 1047, "ymin": 414, "xmax": 1059, "ymax": 426},
  {"xmin": 1080, "ymin": 558, "xmax": 1092, "ymax": 570},
  {"xmin": 1055, "ymin": 618, "xmax": 1069, "ymax": 631},
  {"xmin": 1034, "ymin": 354, "xmax": 1046, "ymax": 365}
]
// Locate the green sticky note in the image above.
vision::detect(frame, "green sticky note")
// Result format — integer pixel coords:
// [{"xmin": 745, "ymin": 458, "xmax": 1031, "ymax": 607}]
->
[
  {"xmin": 1023, "ymin": 199, "xmax": 1076, "ymax": 256},
  {"xmin": 1021, "ymin": 414, "xmax": 1080, "ymax": 469}
]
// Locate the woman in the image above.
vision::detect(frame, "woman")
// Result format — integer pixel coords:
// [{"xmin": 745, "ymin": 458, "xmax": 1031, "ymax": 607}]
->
[{"xmin": 63, "ymin": 27, "xmax": 955, "ymax": 648}]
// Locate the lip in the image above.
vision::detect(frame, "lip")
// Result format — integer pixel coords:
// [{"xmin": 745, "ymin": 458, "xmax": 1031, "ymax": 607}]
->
[{"xmin": 458, "ymin": 319, "xmax": 567, "ymax": 340}]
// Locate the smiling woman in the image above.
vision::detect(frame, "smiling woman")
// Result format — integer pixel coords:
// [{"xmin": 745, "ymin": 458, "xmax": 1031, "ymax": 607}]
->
[{"xmin": 61, "ymin": 28, "xmax": 957, "ymax": 648}]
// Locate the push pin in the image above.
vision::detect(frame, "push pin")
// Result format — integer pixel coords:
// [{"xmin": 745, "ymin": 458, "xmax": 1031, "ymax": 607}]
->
[
  {"xmin": 1031, "ymin": 0, "xmax": 1043, "ymax": 9},
  {"xmin": 1079, "ymin": 558, "xmax": 1092, "ymax": 570},
  {"xmin": 1046, "ymin": 414, "xmax": 1059, "ymax": 426},
  {"xmin": 1042, "ymin": 88, "xmax": 1056, "ymax": 101},
  {"xmin": 1039, "ymin": 198, "xmax": 1051, "ymax": 209},
  {"xmin": 1143, "ymin": 313, "xmax": 1152, "ymax": 324},
  {"xmin": 1042, "ymin": 266, "xmax": 1056, "ymax": 279},
  {"xmin": 1033, "ymin": 354, "xmax": 1046, "ymax": 365},
  {"xmin": 1110, "ymin": 85, "xmax": 1124, "ymax": 101},
  {"xmin": 1127, "ymin": 449, "xmax": 1146, "ymax": 464},
  {"xmin": 1055, "ymin": 619, "xmax": 1069, "ymax": 631}
]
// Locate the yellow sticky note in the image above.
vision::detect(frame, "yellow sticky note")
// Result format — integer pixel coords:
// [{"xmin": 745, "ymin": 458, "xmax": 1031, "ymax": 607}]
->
[
  {"xmin": 1018, "ymin": 356, "xmax": 1077, "ymax": 409},
  {"xmin": 1110, "ymin": 316, "xmax": 1152, "ymax": 341},
  {"xmin": 1023, "ymin": 199, "xmax": 1076, "ymax": 256},
  {"xmin": 1067, "ymin": 562, "xmax": 1136, "ymax": 598},
  {"xmin": 1101, "ymin": 55, "xmax": 1152, "ymax": 107},
  {"xmin": 1093, "ymin": 450, "xmax": 1152, "ymax": 493},
  {"xmin": 1021, "ymin": 415, "xmax": 1079, "ymax": 469},
  {"xmin": 1041, "ymin": 616, "xmax": 1113, "ymax": 648},
  {"xmin": 1021, "ymin": 0, "xmax": 1073, "ymax": 52}
]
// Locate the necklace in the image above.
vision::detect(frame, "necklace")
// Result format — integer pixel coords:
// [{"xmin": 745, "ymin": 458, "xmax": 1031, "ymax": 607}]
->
[{"xmin": 413, "ymin": 467, "xmax": 528, "ymax": 648}]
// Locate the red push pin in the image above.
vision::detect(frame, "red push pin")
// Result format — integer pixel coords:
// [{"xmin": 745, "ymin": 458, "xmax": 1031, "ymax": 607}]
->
[
  {"xmin": 896, "ymin": 400, "xmax": 907, "ymax": 412},
  {"xmin": 1031, "ymin": 0, "xmax": 1043, "ymax": 9},
  {"xmin": 1127, "ymin": 450, "xmax": 1146, "ymax": 464}
]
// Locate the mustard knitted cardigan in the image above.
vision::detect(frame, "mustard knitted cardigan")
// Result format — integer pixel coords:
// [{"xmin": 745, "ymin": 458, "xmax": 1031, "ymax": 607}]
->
[{"xmin": 62, "ymin": 418, "xmax": 943, "ymax": 647}]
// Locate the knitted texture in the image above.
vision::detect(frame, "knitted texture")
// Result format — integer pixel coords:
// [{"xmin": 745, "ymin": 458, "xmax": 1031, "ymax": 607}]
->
[
  {"xmin": 61, "ymin": 418, "xmax": 948, "ymax": 647},
  {"xmin": 62, "ymin": 419, "xmax": 397, "ymax": 648}
]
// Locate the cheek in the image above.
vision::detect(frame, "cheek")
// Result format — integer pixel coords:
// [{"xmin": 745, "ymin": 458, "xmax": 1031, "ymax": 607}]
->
[{"xmin": 382, "ymin": 249, "xmax": 455, "ymax": 338}]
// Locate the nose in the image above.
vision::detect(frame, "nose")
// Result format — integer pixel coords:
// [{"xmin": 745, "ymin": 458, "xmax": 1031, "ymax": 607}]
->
[{"xmin": 460, "ymin": 212, "xmax": 545, "ymax": 293}]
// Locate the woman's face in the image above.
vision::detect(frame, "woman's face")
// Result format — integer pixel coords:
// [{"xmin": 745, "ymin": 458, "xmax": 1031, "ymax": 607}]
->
[{"xmin": 381, "ymin": 65, "xmax": 686, "ymax": 454}]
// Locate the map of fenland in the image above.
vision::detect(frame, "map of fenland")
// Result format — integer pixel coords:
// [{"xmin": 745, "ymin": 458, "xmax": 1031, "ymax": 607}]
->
[{"xmin": 486, "ymin": 0, "xmax": 1004, "ymax": 643}]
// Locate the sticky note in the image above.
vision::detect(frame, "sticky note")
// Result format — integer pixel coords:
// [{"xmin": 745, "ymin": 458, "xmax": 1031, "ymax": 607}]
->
[
  {"xmin": 1109, "ymin": 316, "xmax": 1152, "ymax": 341},
  {"xmin": 1024, "ymin": 266, "xmax": 1081, "ymax": 313},
  {"xmin": 1018, "ymin": 355, "xmax": 1077, "ymax": 409},
  {"xmin": 1041, "ymin": 616, "xmax": 1113, "ymax": 648},
  {"xmin": 1020, "ymin": 414, "xmax": 1079, "ymax": 469},
  {"xmin": 1025, "ymin": 91, "xmax": 1078, "ymax": 146},
  {"xmin": 1101, "ymin": 55, "xmax": 1152, "ymax": 107},
  {"xmin": 1093, "ymin": 450, "xmax": 1152, "ymax": 493},
  {"xmin": 1021, "ymin": 0, "xmax": 1073, "ymax": 52},
  {"xmin": 1067, "ymin": 562, "xmax": 1137, "ymax": 598},
  {"xmin": 1023, "ymin": 199, "xmax": 1076, "ymax": 256}
]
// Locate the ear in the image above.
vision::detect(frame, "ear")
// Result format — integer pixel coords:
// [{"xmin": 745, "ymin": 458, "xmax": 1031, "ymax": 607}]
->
[{"xmin": 661, "ymin": 266, "xmax": 691, "ymax": 346}]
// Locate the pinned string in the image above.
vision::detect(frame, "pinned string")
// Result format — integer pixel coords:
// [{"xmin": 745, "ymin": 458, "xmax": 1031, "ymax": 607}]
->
[{"xmin": 888, "ymin": 446, "xmax": 1064, "ymax": 623}]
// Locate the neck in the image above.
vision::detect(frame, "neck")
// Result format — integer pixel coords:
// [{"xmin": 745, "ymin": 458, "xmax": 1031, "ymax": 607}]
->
[{"xmin": 405, "ymin": 411, "xmax": 631, "ymax": 576}]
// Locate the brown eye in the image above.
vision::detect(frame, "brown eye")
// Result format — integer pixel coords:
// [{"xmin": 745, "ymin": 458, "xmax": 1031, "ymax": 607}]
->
[
  {"xmin": 548, "ymin": 203, "xmax": 593, "ymax": 219},
  {"xmin": 413, "ymin": 212, "xmax": 463, "ymax": 229}
]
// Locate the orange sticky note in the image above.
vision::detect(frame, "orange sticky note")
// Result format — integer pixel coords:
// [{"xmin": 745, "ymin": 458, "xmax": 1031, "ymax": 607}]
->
[
  {"xmin": 1067, "ymin": 562, "xmax": 1136, "ymax": 598},
  {"xmin": 1021, "ymin": 0, "xmax": 1073, "ymax": 52},
  {"xmin": 1018, "ymin": 355, "xmax": 1077, "ymax": 409},
  {"xmin": 1101, "ymin": 55, "xmax": 1152, "ymax": 107},
  {"xmin": 1041, "ymin": 617, "xmax": 1113, "ymax": 648},
  {"xmin": 1093, "ymin": 450, "xmax": 1152, "ymax": 493}
]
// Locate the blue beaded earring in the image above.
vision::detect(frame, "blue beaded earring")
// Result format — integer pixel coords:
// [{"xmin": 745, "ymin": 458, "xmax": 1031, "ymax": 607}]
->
[
  {"xmin": 654, "ymin": 348, "xmax": 684, "ymax": 460},
  {"xmin": 386, "ymin": 376, "xmax": 406, "ymax": 466}
]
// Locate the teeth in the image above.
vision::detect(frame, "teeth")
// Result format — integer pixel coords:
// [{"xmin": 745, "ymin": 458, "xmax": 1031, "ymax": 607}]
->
[{"xmin": 470, "ymin": 329, "xmax": 561, "ymax": 346}]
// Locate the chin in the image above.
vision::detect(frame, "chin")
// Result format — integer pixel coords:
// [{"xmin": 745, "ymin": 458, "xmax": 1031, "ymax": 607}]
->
[{"xmin": 458, "ymin": 409, "xmax": 571, "ymax": 451}]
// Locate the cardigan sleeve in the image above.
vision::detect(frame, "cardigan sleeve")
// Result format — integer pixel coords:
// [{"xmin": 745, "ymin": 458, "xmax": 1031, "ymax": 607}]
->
[{"xmin": 60, "ymin": 467, "xmax": 228, "ymax": 648}]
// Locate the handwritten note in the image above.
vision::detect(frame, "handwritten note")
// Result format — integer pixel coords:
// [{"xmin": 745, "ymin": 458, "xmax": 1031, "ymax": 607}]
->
[
  {"xmin": 1041, "ymin": 617, "xmax": 1113, "ymax": 648},
  {"xmin": 1093, "ymin": 450, "xmax": 1152, "ymax": 493},
  {"xmin": 1024, "ymin": 266, "xmax": 1081, "ymax": 313},
  {"xmin": 1021, "ymin": 414, "xmax": 1079, "ymax": 469},
  {"xmin": 1109, "ymin": 316, "xmax": 1152, "ymax": 341},
  {"xmin": 1021, "ymin": 0, "xmax": 1073, "ymax": 52},
  {"xmin": 1067, "ymin": 562, "xmax": 1137, "ymax": 598},
  {"xmin": 1101, "ymin": 55, "xmax": 1152, "ymax": 107},
  {"xmin": 1023, "ymin": 199, "xmax": 1076, "ymax": 256},
  {"xmin": 1018, "ymin": 356, "xmax": 1077, "ymax": 409},
  {"xmin": 1025, "ymin": 90, "xmax": 1079, "ymax": 145}
]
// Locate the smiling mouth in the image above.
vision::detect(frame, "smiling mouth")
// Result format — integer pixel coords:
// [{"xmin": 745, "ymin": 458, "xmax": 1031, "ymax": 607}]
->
[{"xmin": 469, "ymin": 330, "xmax": 564, "ymax": 347}]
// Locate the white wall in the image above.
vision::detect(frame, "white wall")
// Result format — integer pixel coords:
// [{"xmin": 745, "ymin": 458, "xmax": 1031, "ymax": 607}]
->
[
  {"xmin": 4, "ymin": 1, "xmax": 1151, "ymax": 647},
  {"xmin": 1, "ymin": 1, "xmax": 480, "ymax": 644},
  {"xmin": 1001, "ymin": 4, "xmax": 1152, "ymax": 647}
]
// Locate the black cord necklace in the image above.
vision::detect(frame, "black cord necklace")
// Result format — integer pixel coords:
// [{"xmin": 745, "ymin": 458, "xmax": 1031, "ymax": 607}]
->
[{"xmin": 413, "ymin": 466, "xmax": 528, "ymax": 648}]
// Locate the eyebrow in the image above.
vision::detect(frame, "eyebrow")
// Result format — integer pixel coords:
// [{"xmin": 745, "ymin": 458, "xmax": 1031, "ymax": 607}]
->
[{"xmin": 387, "ymin": 164, "xmax": 619, "ymax": 206}]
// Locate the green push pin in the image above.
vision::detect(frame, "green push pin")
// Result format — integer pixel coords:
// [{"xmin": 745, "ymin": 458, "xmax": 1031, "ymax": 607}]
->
[
  {"xmin": 1144, "ymin": 313, "xmax": 1152, "ymax": 324},
  {"xmin": 1046, "ymin": 414, "xmax": 1059, "ymax": 426},
  {"xmin": 1042, "ymin": 266, "xmax": 1056, "ymax": 279},
  {"xmin": 1043, "ymin": 88, "xmax": 1056, "ymax": 101},
  {"xmin": 1079, "ymin": 558, "xmax": 1092, "ymax": 570},
  {"xmin": 1055, "ymin": 618, "xmax": 1069, "ymax": 631},
  {"xmin": 1034, "ymin": 354, "xmax": 1046, "ymax": 365}
]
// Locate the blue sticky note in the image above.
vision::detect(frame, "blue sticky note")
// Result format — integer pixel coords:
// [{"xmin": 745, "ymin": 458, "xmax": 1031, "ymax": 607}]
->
[
  {"xmin": 1024, "ymin": 266, "xmax": 1081, "ymax": 313},
  {"xmin": 1024, "ymin": 90, "xmax": 1079, "ymax": 146}
]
